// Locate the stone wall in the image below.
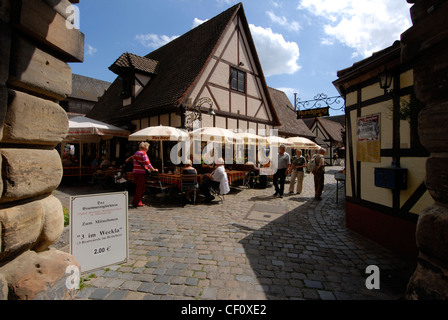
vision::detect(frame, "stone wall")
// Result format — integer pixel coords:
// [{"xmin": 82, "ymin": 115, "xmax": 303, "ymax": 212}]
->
[
  {"xmin": 0, "ymin": 0, "xmax": 83, "ymax": 300},
  {"xmin": 402, "ymin": 0, "xmax": 448, "ymax": 299}
]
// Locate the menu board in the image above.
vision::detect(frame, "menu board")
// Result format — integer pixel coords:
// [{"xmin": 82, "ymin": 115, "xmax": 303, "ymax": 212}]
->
[{"xmin": 70, "ymin": 192, "xmax": 128, "ymax": 273}]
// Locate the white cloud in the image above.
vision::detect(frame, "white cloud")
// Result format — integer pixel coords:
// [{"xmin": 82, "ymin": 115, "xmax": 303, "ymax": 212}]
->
[
  {"xmin": 135, "ymin": 33, "xmax": 179, "ymax": 49},
  {"xmin": 298, "ymin": 0, "xmax": 412, "ymax": 58},
  {"xmin": 320, "ymin": 38, "xmax": 334, "ymax": 46},
  {"xmin": 216, "ymin": 0, "xmax": 238, "ymax": 5},
  {"xmin": 86, "ymin": 44, "xmax": 97, "ymax": 56},
  {"xmin": 192, "ymin": 18, "xmax": 208, "ymax": 28},
  {"xmin": 266, "ymin": 11, "xmax": 301, "ymax": 32},
  {"xmin": 276, "ymin": 87, "xmax": 300, "ymax": 103},
  {"xmin": 249, "ymin": 24, "xmax": 301, "ymax": 77},
  {"xmin": 270, "ymin": 0, "xmax": 281, "ymax": 8}
]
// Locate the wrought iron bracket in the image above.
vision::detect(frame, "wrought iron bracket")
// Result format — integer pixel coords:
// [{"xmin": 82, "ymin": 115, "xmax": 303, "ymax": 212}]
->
[
  {"xmin": 295, "ymin": 93, "xmax": 345, "ymax": 119},
  {"xmin": 184, "ymin": 97, "xmax": 214, "ymax": 130}
]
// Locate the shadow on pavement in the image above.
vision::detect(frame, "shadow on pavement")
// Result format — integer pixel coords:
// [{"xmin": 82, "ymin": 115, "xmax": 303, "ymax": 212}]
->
[{"xmin": 238, "ymin": 190, "xmax": 415, "ymax": 300}]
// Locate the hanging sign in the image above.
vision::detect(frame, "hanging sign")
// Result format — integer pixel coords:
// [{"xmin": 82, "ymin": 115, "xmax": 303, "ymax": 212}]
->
[
  {"xmin": 297, "ymin": 107, "xmax": 329, "ymax": 119},
  {"xmin": 70, "ymin": 192, "xmax": 129, "ymax": 273}
]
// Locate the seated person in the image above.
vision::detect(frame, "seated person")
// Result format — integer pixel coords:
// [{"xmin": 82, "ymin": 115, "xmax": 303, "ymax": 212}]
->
[
  {"xmin": 92, "ymin": 154, "xmax": 101, "ymax": 167},
  {"xmin": 245, "ymin": 161, "xmax": 257, "ymax": 188},
  {"xmin": 61, "ymin": 155, "xmax": 73, "ymax": 167},
  {"xmin": 100, "ymin": 156, "xmax": 112, "ymax": 169},
  {"xmin": 199, "ymin": 157, "xmax": 230, "ymax": 203},
  {"xmin": 181, "ymin": 160, "xmax": 198, "ymax": 204}
]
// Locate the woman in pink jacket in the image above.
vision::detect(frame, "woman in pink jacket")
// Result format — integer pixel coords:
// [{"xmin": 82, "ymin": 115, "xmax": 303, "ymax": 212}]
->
[{"xmin": 129, "ymin": 142, "xmax": 158, "ymax": 207}]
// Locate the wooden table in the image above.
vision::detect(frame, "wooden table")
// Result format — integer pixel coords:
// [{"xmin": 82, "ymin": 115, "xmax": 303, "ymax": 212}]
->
[
  {"xmin": 62, "ymin": 166, "xmax": 96, "ymax": 178},
  {"xmin": 335, "ymin": 172, "xmax": 345, "ymax": 203},
  {"xmin": 226, "ymin": 170, "xmax": 246, "ymax": 185},
  {"xmin": 125, "ymin": 171, "xmax": 247, "ymax": 187}
]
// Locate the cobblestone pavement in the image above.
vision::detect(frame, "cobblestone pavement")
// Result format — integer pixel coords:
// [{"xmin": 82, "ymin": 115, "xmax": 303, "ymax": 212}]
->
[{"xmin": 53, "ymin": 166, "xmax": 416, "ymax": 300}]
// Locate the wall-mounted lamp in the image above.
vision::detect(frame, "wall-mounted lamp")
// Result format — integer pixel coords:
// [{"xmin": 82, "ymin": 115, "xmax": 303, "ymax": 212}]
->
[
  {"xmin": 207, "ymin": 107, "xmax": 216, "ymax": 116},
  {"xmin": 378, "ymin": 69, "xmax": 394, "ymax": 95}
]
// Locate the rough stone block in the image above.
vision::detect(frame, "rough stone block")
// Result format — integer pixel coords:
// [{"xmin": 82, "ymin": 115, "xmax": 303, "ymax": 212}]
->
[
  {"xmin": 401, "ymin": 1, "xmax": 448, "ymax": 64},
  {"xmin": 0, "ymin": 199, "xmax": 44, "ymax": 261},
  {"xmin": 0, "ymin": 85, "xmax": 6, "ymax": 145},
  {"xmin": 0, "ymin": 24, "xmax": 11, "ymax": 141},
  {"xmin": 0, "ymin": 23, "xmax": 11, "ymax": 83},
  {"xmin": 16, "ymin": 0, "xmax": 84, "ymax": 62},
  {"xmin": 416, "ymin": 204, "xmax": 448, "ymax": 265},
  {"xmin": 44, "ymin": 0, "xmax": 75, "ymax": 20},
  {"xmin": 406, "ymin": 258, "xmax": 448, "ymax": 300},
  {"xmin": 8, "ymin": 36, "xmax": 72, "ymax": 101},
  {"xmin": 0, "ymin": 273, "xmax": 7, "ymax": 300},
  {"xmin": 425, "ymin": 156, "xmax": 448, "ymax": 204},
  {"xmin": 418, "ymin": 102, "xmax": 448, "ymax": 154},
  {"xmin": 0, "ymin": 148, "xmax": 63, "ymax": 204},
  {"xmin": 3, "ymin": 90, "xmax": 69, "ymax": 146},
  {"xmin": 33, "ymin": 195, "xmax": 64, "ymax": 252},
  {"xmin": 0, "ymin": 0, "xmax": 11, "ymax": 24},
  {"xmin": 0, "ymin": 249, "xmax": 80, "ymax": 300}
]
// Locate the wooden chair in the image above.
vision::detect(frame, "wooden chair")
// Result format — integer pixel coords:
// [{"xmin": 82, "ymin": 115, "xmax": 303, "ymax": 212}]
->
[{"xmin": 180, "ymin": 174, "xmax": 199, "ymax": 206}]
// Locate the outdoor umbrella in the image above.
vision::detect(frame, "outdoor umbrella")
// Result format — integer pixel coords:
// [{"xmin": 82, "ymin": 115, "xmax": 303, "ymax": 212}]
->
[
  {"xmin": 64, "ymin": 116, "xmax": 130, "ymax": 172},
  {"xmin": 265, "ymin": 136, "xmax": 293, "ymax": 147},
  {"xmin": 235, "ymin": 132, "xmax": 267, "ymax": 145},
  {"xmin": 286, "ymin": 136, "xmax": 320, "ymax": 150},
  {"xmin": 234, "ymin": 132, "xmax": 268, "ymax": 165},
  {"xmin": 190, "ymin": 127, "xmax": 242, "ymax": 144},
  {"xmin": 190, "ymin": 127, "xmax": 242, "ymax": 165},
  {"xmin": 67, "ymin": 116, "xmax": 130, "ymax": 140},
  {"xmin": 128, "ymin": 125, "xmax": 189, "ymax": 173}
]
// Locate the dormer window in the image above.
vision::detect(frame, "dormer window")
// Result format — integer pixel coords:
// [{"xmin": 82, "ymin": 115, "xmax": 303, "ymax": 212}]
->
[
  {"xmin": 109, "ymin": 52, "xmax": 159, "ymax": 106},
  {"xmin": 119, "ymin": 77, "xmax": 132, "ymax": 99}
]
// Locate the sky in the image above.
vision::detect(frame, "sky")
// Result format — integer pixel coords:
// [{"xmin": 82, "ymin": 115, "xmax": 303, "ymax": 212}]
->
[{"xmin": 69, "ymin": 0, "xmax": 413, "ymax": 117}]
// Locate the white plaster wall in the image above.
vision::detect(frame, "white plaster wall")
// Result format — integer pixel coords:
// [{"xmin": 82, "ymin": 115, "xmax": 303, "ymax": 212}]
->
[
  {"xmin": 209, "ymin": 60, "xmax": 231, "ymax": 88},
  {"xmin": 231, "ymin": 93, "xmax": 246, "ymax": 115}
]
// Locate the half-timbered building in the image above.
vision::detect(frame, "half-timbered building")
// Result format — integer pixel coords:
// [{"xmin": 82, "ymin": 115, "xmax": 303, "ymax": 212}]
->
[
  {"xmin": 333, "ymin": 41, "xmax": 430, "ymax": 259},
  {"xmin": 305, "ymin": 116, "xmax": 345, "ymax": 165},
  {"xmin": 88, "ymin": 3, "xmax": 280, "ymax": 147}
]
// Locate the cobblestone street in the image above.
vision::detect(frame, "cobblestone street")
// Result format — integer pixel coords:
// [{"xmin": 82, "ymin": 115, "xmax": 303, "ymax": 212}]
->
[{"xmin": 53, "ymin": 166, "xmax": 415, "ymax": 300}]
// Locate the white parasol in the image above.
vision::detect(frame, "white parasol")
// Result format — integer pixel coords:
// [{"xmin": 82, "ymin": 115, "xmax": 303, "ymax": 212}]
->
[
  {"xmin": 63, "ymin": 116, "xmax": 130, "ymax": 174},
  {"xmin": 265, "ymin": 136, "xmax": 294, "ymax": 147},
  {"xmin": 235, "ymin": 132, "xmax": 267, "ymax": 145},
  {"xmin": 66, "ymin": 116, "xmax": 130, "ymax": 141},
  {"xmin": 286, "ymin": 136, "xmax": 320, "ymax": 150},
  {"xmin": 129, "ymin": 125, "xmax": 189, "ymax": 172},
  {"xmin": 190, "ymin": 127, "xmax": 242, "ymax": 144}
]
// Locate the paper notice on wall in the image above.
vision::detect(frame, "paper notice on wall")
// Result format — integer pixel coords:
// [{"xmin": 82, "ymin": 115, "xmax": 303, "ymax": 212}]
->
[
  {"xmin": 70, "ymin": 192, "xmax": 128, "ymax": 273},
  {"xmin": 357, "ymin": 114, "xmax": 381, "ymax": 162}
]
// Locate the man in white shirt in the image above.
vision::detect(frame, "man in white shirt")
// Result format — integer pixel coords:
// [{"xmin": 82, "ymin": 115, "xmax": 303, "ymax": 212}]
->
[
  {"xmin": 273, "ymin": 144, "xmax": 291, "ymax": 198},
  {"xmin": 199, "ymin": 157, "xmax": 230, "ymax": 203}
]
